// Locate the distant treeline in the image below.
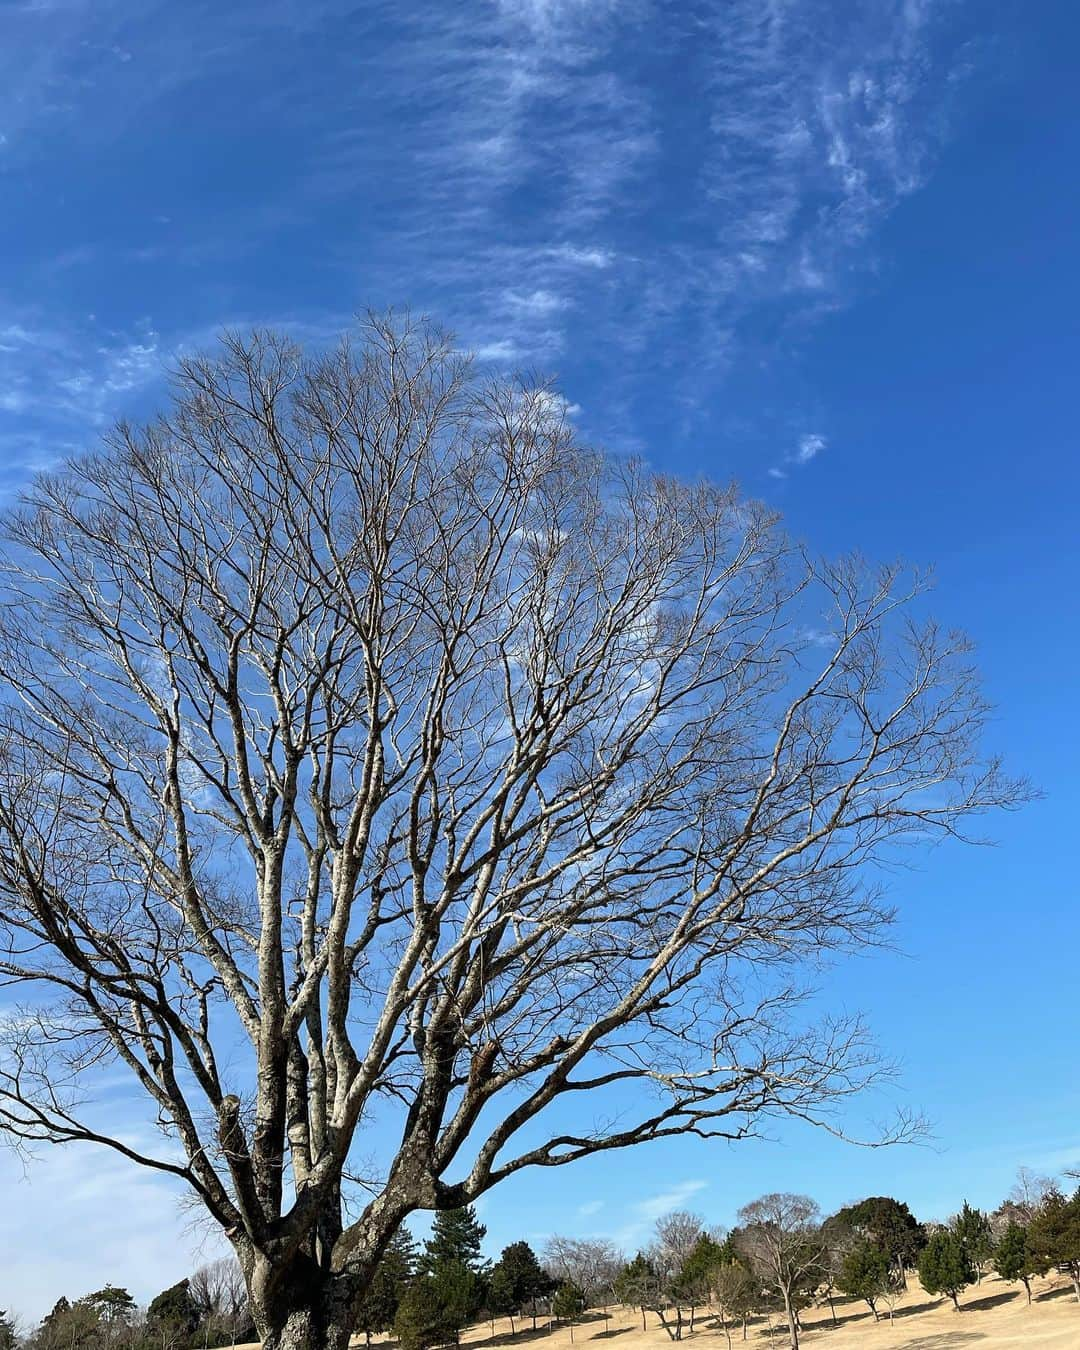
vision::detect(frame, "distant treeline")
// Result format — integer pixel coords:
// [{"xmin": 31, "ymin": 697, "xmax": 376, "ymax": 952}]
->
[{"xmin": 3, "ymin": 1167, "xmax": 1078, "ymax": 1350}]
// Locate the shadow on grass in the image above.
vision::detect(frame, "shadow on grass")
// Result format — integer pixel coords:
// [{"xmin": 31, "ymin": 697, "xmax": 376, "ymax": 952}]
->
[
  {"xmin": 1035, "ymin": 1283, "xmax": 1077, "ymax": 1303},
  {"xmin": 960, "ymin": 1290, "xmax": 1016, "ymax": 1313},
  {"xmin": 889, "ymin": 1337, "xmax": 986, "ymax": 1350}
]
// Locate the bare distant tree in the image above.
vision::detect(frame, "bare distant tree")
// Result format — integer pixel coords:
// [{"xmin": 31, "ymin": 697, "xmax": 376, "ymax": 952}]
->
[
  {"xmin": 543, "ymin": 1237, "xmax": 623, "ymax": 1306},
  {"xmin": 737, "ymin": 1194, "xmax": 827, "ymax": 1350},
  {"xmin": 189, "ymin": 1260, "xmax": 248, "ymax": 1345},
  {"xmin": 652, "ymin": 1212, "xmax": 706, "ymax": 1277},
  {"xmin": 0, "ymin": 317, "xmax": 1025, "ymax": 1350},
  {"xmin": 1009, "ymin": 1168, "xmax": 1055, "ymax": 1222}
]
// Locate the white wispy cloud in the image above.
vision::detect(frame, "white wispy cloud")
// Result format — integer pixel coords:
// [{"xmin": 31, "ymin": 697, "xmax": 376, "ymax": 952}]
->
[
  {"xmin": 607, "ymin": 1177, "xmax": 710, "ymax": 1251},
  {"xmin": 1, "ymin": 0, "xmax": 974, "ymax": 458},
  {"xmin": 769, "ymin": 431, "xmax": 828, "ymax": 479},
  {"xmin": 0, "ymin": 1129, "xmax": 228, "ymax": 1322}
]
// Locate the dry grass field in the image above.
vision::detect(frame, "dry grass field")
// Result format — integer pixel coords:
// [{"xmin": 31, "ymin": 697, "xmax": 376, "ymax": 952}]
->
[{"xmin": 422, "ymin": 1272, "xmax": 1079, "ymax": 1350}]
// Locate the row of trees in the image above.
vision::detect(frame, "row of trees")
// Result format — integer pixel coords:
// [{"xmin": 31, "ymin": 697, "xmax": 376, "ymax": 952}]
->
[
  {"xmin": 331, "ymin": 1171, "xmax": 1080, "ymax": 1350},
  {"xmin": 8, "ymin": 1173, "xmax": 1080, "ymax": 1350},
  {"xmin": 10, "ymin": 1262, "xmax": 252, "ymax": 1350}
]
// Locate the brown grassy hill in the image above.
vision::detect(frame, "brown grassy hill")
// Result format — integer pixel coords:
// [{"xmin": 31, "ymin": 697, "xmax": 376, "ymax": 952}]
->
[{"xmin": 240, "ymin": 1271, "xmax": 1080, "ymax": 1350}]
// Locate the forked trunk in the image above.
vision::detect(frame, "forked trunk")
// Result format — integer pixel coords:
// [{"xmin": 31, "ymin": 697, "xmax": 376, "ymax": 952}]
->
[{"xmin": 252, "ymin": 1262, "xmax": 358, "ymax": 1350}]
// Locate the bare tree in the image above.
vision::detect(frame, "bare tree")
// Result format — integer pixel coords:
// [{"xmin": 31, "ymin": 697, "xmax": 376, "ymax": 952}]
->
[
  {"xmin": 0, "ymin": 317, "xmax": 1024, "ymax": 1350},
  {"xmin": 653, "ymin": 1212, "xmax": 706, "ymax": 1276},
  {"xmin": 189, "ymin": 1260, "xmax": 248, "ymax": 1347},
  {"xmin": 543, "ymin": 1237, "xmax": 622, "ymax": 1308},
  {"xmin": 736, "ymin": 1195, "xmax": 827, "ymax": 1350}
]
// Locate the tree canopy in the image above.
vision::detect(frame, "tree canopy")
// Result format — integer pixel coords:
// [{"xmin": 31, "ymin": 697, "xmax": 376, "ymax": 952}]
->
[
  {"xmin": 0, "ymin": 317, "xmax": 1023, "ymax": 1350},
  {"xmin": 917, "ymin": 1232, "xmax": 974, "ymax": 1310}
]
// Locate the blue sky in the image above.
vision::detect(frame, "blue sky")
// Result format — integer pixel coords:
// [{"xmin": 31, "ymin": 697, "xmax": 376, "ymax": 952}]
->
[{"xmin": 2, "ymin": 0, "xmax": 1079, "ymax": 1323}]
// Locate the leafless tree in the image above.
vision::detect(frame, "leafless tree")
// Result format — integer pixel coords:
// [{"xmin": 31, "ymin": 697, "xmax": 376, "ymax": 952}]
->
[
  {"xmin": 189, "ymin": 1260, "xmax": 248, "ymax": 1347},
  {"xmin": 543, "ymin": 1237, "xmax": 622, "ymax": 1307},
  {"xmin": 0, "ymin": 317, "xmax": 1025, "ymax": 1350},
  {"xmin": 652, "ymin": 1211, "xmax": 706, "ymax": 1276},
  {"xmin": 736, "ymin": 1194, "xmax": 827, "ymax": 1350}
]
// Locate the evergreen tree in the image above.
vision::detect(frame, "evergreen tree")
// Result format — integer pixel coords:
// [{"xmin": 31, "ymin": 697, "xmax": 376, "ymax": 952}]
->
[
  {"xmin": 421, "ymin": 1208, "xmax": 487, "ymax": 1276},
  {"xmin": 551, "ymin": 1284, "xmax": 585, "ymax": 1343},
  {"xmin": 38, "ymin": 1299, "xmax": 98, "ymax": 1350},
  {"xmin": 147, "ymin": 1281, "xmax": 200, "ymax": 1341},
  {"xmin": 394, "ymin": 1279, "xmax": 454, "ymax": 1350},
  {"xmin": 918, "ymin": 1232, "xmax": 975, "ymax": 1311},
  {"xmin": 84, "ymin": 1289, "xmax": 135, "ymax": 1326},
  {"xmin": 1027, "ymin": 1187, "xmax": 1080, "ymax": 1303},
  {"xmin": 429, "ymin": 1263, "xmax": 483, "ymax": 1345},
  {"xmin": 0, "ymin": 1311, "xmax": 17, "ymax": 1350},
  {"xmin": 485, "ymin": 1264, "xmax": 519, "ymax": 1334},
  {"xmin": 410, "ymin": 1205, "xmax": 489, "ymax": 1343},
  {"xmin": 355, "ymin": 1226, "xmax": 417, "ymax": 1347},
  {"xmin": 487, "ymin": 1242, "xmax": 549, "ymax": 1334},
  {"xmin": 614, "ymin": 1254, "xmax": 661, "ymax": 1331},
  {"xmin": 951, "ymin": 1201, "xmax": 994, "ymax": 1280},
  {"xmin": 835, "ymin": 1242, "xmax": 893, "ymax": 1320},
  {"xmin": 831, "ymin": 1197, "xmax": 925, "ymax": 1288},
  {"xmin": 993, "ymin": 1222, "xmax": 1045, "ymax": 1304}
]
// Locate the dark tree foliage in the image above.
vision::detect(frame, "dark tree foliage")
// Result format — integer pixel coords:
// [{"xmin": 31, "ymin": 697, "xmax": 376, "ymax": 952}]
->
[
  {"xmin": 918, "ymin": 1232, "xmax": 974, "ymax": 1311},
  {"xmin": 615, "ymin": 1254, "xmax": 662, "ymax": 1331},
  {"xmin": 420, "ymin": 1209, "xmax": 487, "ymax": 1279},
  {"xmin": 147, "ymin": 1281, "xmax": 200, "ymax": 1337},
  {"xmin": 393, "ymin": 1280, "xmax": 454, "ymax": 1350},
  {"xmin": 84, "ymin": 1290, "xmax": 135, "ymax": 1325},
  {"xmin": 355, "ymin": 1227, "xmax": 417, "ymax": 1346},
  {"xmin": 552, "ymin": 1282, "xmax": 586, "ymax": 1340},
  {"xmin": 487, "ymin": 1242, "xmax": 549, "ymax": 1333},
  {"xmin": 993, "ymin": 1222, "xmax": 1045, "ymax": 1303},
  {"xmin": 0, "ymin": 1312, "xmax": 17, "ymax": 1350},
  {"xmin": 835, "ymin": 1242, "xmax": 892, "ymax": 1319},
  {"xmin": 36, "ymin": 1299, "xmax": 99, "ymax": 1350},
  {"xmin": 1026, "ymin": 1188, "xmax": 1080, "ymax": 1303},
  {"xmin": 951, "ymin": 1201, "xmax": 994, "ymax": 1278},
  {"xmin": 831, "ymin": 1197, "xmax": 925, "ymax": 1286}
]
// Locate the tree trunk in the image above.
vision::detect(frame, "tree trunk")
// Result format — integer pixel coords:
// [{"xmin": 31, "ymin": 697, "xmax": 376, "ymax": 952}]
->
[
  {"xmin": 251, "ymin": 1262, "xmax": 357, "ymax": 1350},
  {"xmin": 781, "ymin": 1293, "xmax": 799, "ymax": 1350},
  {"xmin": 1021, "ymin": 1277, "xmax": 1031, "ymax": 1305},
  {"xmin": 949, "ymin": 1292, "xmax": 959, "ymax": 1312}
]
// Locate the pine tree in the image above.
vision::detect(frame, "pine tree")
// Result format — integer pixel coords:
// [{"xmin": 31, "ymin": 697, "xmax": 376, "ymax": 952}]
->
[
  {"xmin": 487, "ymin": 1242, "xmax": 549, "ymax": 1334},
  {"xmin": 394, "ymin": 1279, "xmax": 454, "ymax": 1350},
  {"xmin": 552, "ymin": 1284, "xmax": 585, "ymax": 1343},
  {"xmin": 836, "ymin": 1242, "xmax": 893, "ymax": 1320},
  {"xmin": 356, "ymin": 1226, "xmax": 418, "ymax": 1347},
  {"xmin": 918, "ymin": 1232, "xmax": 975, "ymax": 1311},
  {"xmin": 147, "ymin": 1280, "xmax": 200, "ymax": 1340},
  {"xmin": 615, "ymin": 1254, "xmax": 661, "ymax": 1331},
  {"xmin": 993, "ymin": 1222, "xmax": 1045, "ymax": 1304},
  {"xmin": 0, "ymin": 1311, "xmax": 17, "ymax": 1350},
  {"xmin": 951, "ymin": 1201, "xmax": 994, "ymax": 1280},
  {"xmin": 1027, "ymin": 1187, "xmax": 1080, "ymax": 1303},
  {"xmin": 421, "ymin": 1208, "xmax": 487, "ymax": 1275},
  {"xmin": 831, "ymin": 1197, "xmax": 925, "ymax": 1289}
]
